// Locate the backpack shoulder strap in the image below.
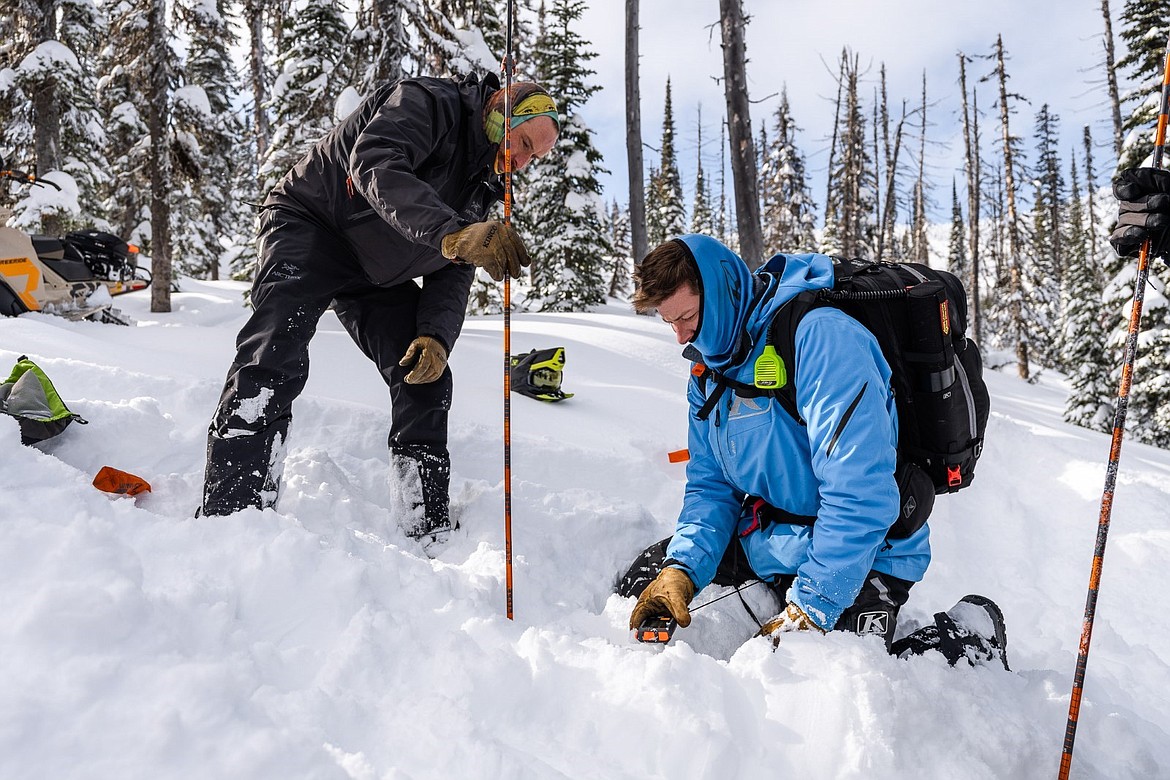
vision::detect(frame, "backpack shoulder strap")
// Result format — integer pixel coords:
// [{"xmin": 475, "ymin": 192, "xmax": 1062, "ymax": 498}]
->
[{"xmin": 769, "ymin": 290, "xmax": 827, "ymax": 425}]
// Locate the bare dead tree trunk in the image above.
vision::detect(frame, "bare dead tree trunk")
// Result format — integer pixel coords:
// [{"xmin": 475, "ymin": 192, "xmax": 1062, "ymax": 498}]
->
[
  {"xmin": 824, "ymin": 49, "xmax": 845, "ymax": 230},
  {"xmin": 1101, "ymin": 0, "xmax": 1124, "ymax": 159},
  {"xmin": 718, "ymin": 0, "xmax": 763, "ymax": 267},
  {"xmin": 911, "ymin": 71, "xmax": 929, "ymax": 265},
  {"xmin": 994, "ymin": 34, "xmax": 1028, "ymax": 379},
  {"xmin": 872, "ymin": 89, "xmax": 884, "ymax": 261},
  {"xmin": 625, "ymin": 0, "xmax": 648, "ymax": 265},
  {"xmin": 959, "ymin": 52, "xmax": 983, "ymax": 345},
  {"xmin": 880, "ymin": 103, "xmax": 906, "ymax": 263},
  {"xmin": 148, "ymin": 0, "xmax": 172, "ymax": 313},
  {"xmin": 841, "ymin": 52, "xmax": 861, "ymax": 259}
]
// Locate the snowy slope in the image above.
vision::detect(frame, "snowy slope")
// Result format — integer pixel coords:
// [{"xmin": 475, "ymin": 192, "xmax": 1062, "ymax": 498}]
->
[{"xmin": 1, "ymin": 280, "xmax": 1168, "ymax": 779}]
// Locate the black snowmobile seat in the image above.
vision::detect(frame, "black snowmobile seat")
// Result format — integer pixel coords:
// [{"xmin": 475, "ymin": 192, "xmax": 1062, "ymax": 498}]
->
[
  {"xmin": 32, "ymin": 235, "xmax": 94, "ymax": 282},
  {"xmin": 31, "ymin": 235, "xmax": 65, "ymax": 260}
]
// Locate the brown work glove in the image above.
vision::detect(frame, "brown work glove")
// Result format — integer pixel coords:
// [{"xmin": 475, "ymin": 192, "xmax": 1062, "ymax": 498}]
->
[
  {"xmin": 757, "ymin": 601, "xmax": 827, "ymax": 638},
  {"xmin": 440, "ymin": 220, "xmax": 531, "ymax": 281},
  {"xmin": 628, "ymin": 567, "xmax": 696, "ymax": 629},
  {"xmin": 399, "ymin": 336, "xmax": 448, "ymax": 384}
]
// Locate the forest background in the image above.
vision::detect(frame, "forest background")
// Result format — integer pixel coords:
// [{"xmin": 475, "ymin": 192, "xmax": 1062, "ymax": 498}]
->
[{"xmin": 3, "ymin": 0, "xmax": 1170, "ymax": 447}]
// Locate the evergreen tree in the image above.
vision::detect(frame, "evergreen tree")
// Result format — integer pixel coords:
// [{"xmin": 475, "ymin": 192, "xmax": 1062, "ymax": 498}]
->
[
  {"xmin": 690, "ymin": 107, "xmax": 714, "ymax": 236},
  {"xmin": 645, "ymin": 77, "xmax": 685, "ymax": 247},
  {"xmin": 947, "ymin": 179, "xmax": 968, "ymax": 283},
  {"xmin": 520, "ymin": 0, "xmax": 610, "ymax": 311},
  {"xmin": 822, "ymin": 50, "xmax": 877, "ymax": 260},
  {"xmin": 259, "ymin": 0, "xmax": 348, "ymax": 197},
  {"xmin": 1062, "ymin": 155, "xmax": 1113, "ymax": 432},
  {"xmin": 1116, "ymin": 0, "xmax": 1170, "ymax": 172},
  {"xmin": 349, "ymin": 0, "xmax": 407, "ymax": 95},
  {"xmin": 1027, "ymin": 104, "xmax": 1064, "ymax": 369},
  {"xmin": 172, "ymin": 0, "xmax": 247, "ymax": 279},
  {"xmin": 608, "ymin": 199, "xmax": 633, "ymax": 298},
  {"xmin": 760, "ymin": 88, "xmax": 817, "ymax": 254},
  {"xmin": 1, "ymin": 0, "xmax": 107, "ymax": 233},
  {"xmin": 96, "ymin": 0, "xmax": 151, "ymax": 243}
]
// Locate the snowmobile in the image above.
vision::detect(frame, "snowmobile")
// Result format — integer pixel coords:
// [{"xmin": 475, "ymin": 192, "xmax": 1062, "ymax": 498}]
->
[{"xmin": 0, "ymin": 157, "xmax": 149, "ymax": 325}]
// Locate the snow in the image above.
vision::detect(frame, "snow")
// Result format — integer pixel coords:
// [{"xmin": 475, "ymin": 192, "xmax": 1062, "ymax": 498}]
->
[
  {"xmin": 8, "ymin": 170, "xmax": 81, "ymax": 229},
  {"xmin": 335, "ymin": 87, "xmax": 362, "ymax": 123},
  {"xmin": 1, "ymin": 281, "xmax": 1169, "ymax": 778},
  {"xmin": 17, "ymin": 40, "xmax": 81, "ymax": 75},
  {"xmin": 173, "ymin": 85, "xmax": 212, "ymax": 121}
]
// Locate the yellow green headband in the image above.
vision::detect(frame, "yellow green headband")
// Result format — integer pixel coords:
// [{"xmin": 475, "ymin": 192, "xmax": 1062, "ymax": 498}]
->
[{"xmin": 485, "ymin": 91, "xmax": 561, "ymax": 144}]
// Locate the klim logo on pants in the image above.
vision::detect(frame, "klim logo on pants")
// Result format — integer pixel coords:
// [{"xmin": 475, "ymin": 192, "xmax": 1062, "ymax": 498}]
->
[{"xmin": 857, "ymin": 610, "xmax": 890, "ymax": 636}]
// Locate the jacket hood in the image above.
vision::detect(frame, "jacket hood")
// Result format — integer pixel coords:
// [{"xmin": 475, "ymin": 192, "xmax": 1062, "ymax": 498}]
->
[{"xmin": 679, "ymin": 234, "xmax": 834, "ymax": 372}]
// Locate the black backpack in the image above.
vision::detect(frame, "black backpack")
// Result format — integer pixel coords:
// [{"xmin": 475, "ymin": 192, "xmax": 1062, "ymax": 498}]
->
[{"xmin": 692, "ymin": 257, "xmax": 990, "ymax": 539}]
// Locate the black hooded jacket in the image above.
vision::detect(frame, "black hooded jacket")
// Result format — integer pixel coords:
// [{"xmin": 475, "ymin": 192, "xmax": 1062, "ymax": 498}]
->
[{"xmin": 265, "ymin": 72, "xmax": 504, "ymax": 350}]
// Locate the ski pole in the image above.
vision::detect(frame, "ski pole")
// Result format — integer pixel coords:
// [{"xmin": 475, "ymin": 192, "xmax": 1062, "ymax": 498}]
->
[
  {"xmin": 501, "ymin": 0, "xmax": 516, "ymax": 621},
  {"xmin": 1057, "ymin": 32, "xmax": 1170, "ymax": 780}
]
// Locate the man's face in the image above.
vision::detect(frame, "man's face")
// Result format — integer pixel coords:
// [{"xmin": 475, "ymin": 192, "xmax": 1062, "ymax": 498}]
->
[
  {"xmin": 657, "ymin": 284, "xmax": 701, "ymax": 345},
  {"xmin": 497, "ymin": 116, "xmax": 559, "ymax": 172}
]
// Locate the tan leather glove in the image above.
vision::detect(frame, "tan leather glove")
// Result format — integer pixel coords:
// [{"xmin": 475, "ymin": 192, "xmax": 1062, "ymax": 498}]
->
[
  {"xmin": 399, "ymin": 336, "xmax": 448, "ymax": 384},
  {"xmin": 440, "ymin": 220, "xmax": 531, "ymax": 281},
  {"xmin": 757, "ymin": 601, "xmax": 827, "ymax": 638},
  {"xmin": 629, "ymin": 567, "xmax": 696, "ymax": 629}
]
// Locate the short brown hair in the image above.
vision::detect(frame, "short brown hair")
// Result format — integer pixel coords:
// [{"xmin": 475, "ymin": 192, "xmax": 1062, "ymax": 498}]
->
[{"xmin": 632, "ymin": 240, "xmax": 700, "ymax": 313}]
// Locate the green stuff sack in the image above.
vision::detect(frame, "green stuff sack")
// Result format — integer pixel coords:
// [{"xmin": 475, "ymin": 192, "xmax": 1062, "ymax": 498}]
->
[
  {"xmin": 510, "ymin": 347, "xmax": 574, "ymax": 402},
  {"xmin": 0, "ymin": 355, "xmax": 88, "ymax": 444}
]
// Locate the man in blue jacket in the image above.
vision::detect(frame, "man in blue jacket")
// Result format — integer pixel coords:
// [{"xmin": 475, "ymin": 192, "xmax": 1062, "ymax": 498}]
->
[
  {"xmin": 201, "ymin": 74, "xmax": 559, "ymax": 548},
  {"xmin": 623, "ymin": 235, "xmax": 930, "ymax": 646}
]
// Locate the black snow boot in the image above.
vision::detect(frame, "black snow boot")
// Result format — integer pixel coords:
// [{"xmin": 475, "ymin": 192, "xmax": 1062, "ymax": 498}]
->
[
  {"xmin": 891, "ymin": 594, "xmax": 1010, "ymax": 670},
  {"xmin": 391, "ymin": 444, "xmax": 454, "ymax": 544}
]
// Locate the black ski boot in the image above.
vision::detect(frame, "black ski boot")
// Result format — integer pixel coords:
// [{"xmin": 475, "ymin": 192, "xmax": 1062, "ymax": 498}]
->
[
  {"xmin": 891, "ymin": 594, "xmax": 1010, "ymax": 670},
  {"xmin": 391, "ymin": 444, "xmax": 456, "ymax": 550}
]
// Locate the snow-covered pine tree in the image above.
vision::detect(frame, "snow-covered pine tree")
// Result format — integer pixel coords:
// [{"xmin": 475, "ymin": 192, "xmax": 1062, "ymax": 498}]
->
[
  {"xmin": 1062, "ymin": 154, "xmax": 1114, "ymax": 432},
  {"xmin": 822, "ymin": 49, "xmax": 877, "ymax": 261},
  {"xmin": 608, "ymin": 199, "xmax": 633, "ymax": 298},
  {"xmin": 96, "ymin": 0, "xmax": 152, "ymax": 244},
  {"xmin": 519, "ymin": 0, "xmax": 610, "ymax": 312},
  {"xmin": 412, "ymin": 0, "xmax": 497, "ymax": 78},
  {"xmin": 1, "ymin": 0, "xmax": 107, "ymax": 233},
  {"xmin": 761, "ymin": 88, "xmax": 817, "ymax": 255},
  {"xmin": 947, "ymin": 179, "xmax": 968, "ymax": 283},
  {"xmin": 690, "ymin": 106, "xmax": 714, "ymax": 236},
  {"xmin": 1027, "ymin": 104, "xmax": 1064, "ymax": 369},
  {"xmin": 259, "ymin": 0, "xmax": 348, "ymax": 198},
  {"xmin": 1116, "ymin": 0, "xmax": 1170, "ymax": 172},
  {"xmin": 350, "ymin": 0, "xmax": 408, "ymax": 95},
  {"xmin": 1102, "ymin": 0, "xmax": 1170, "ymax": 445},
  {"xmin": 645, "ymin": 77, "xmax": 685, "ymax": 248},
  {"xmin": 172, "ymin": 0, "xmax": 246, "ymax": 280}
]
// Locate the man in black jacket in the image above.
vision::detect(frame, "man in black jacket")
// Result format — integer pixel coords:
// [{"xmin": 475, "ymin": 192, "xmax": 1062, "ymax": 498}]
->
[{"xmin": 201, "ymin": 72, "xmax": 559, "ymax": 546}]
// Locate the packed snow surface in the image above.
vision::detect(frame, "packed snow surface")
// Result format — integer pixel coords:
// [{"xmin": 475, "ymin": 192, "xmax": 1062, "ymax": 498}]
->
[{"xmin": 2, "ymin": 280, "xmax": 1168, "ymax": 779}]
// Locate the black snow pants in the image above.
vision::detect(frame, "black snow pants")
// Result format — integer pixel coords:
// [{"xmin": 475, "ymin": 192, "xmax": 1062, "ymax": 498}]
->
[
  {"xmin": 618, "ymin": 537, "xmax": 914, "ymax": 648},
  {"xmin": 201, "ymin": 207, "xmax": 452, "ymax": 531}
]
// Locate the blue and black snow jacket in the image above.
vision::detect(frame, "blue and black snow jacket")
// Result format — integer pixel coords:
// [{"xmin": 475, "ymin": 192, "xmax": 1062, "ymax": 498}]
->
[{"xmin": 663, "ymin": 235, "xmax": 931, "ymax": 630}]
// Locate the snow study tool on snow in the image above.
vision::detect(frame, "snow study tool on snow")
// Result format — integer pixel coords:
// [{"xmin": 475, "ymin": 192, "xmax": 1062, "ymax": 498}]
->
[
  {"xmin": 501, "ymin": 0, "xmax": 517, "ymax": 622},
  {"xmin": 635, "ymin": 616, "xmax": 677, "ymax": 644},
  {"xmin": 0, "ymin": 158, "xmax": 147, "ymax": 325},
  {"xmin": 510, "ymin": 347, "xmax": 574, "ymax": 401},
  {"xmin": 93, "ymin": 466, "xmax": 151, "ymax": 497},
  {"xmin": 1058, "ymin": 32, "xmax": 1170, "ymax": 780}
]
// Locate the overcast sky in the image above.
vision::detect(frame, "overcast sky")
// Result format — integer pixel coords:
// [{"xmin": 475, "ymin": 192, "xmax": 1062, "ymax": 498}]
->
[{"xmin": 573, "ymin": 0, "xmax": 1119, "ymax": 224}]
